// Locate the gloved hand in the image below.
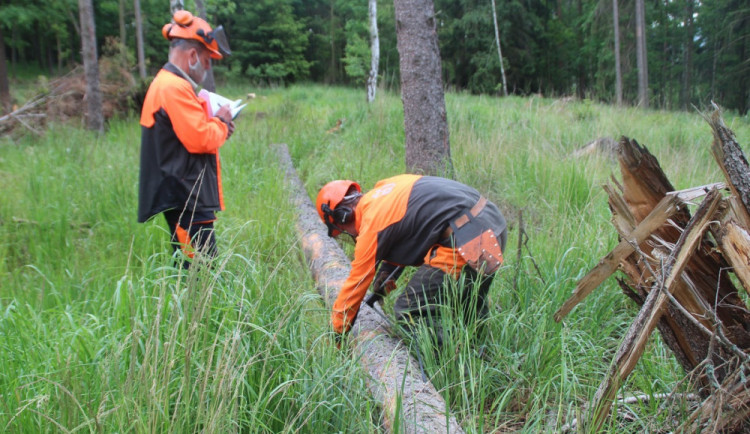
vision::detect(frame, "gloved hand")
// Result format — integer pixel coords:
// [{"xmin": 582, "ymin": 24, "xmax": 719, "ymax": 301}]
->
[
  {"xmin": 332, "ymin": 330, "xmax": 348, "ymax": 350},
  {"xmin": 366, "ymin": 264, "xmax": 402, "ymax": 307},
  {"xmin": 365, "ymin": 279, "xmax": 396, "ymax": 307}
]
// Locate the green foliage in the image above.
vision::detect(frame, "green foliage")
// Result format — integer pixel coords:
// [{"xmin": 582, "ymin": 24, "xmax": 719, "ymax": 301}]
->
[
  {"xmin": 4, "ymin": 0, "xmax": 749, "ymax": 113},
  {"xmin": 222, "ymin": 0, "xmax": 311, "ymax": 84},
  {"xmin": 2, "ymin": 84, "xmax": 749, "ymax": 431},
  {"xmin": 341, "ymin": 3, "xmax": 370, "ymax": 85},
  {"xmin": 342, "ymin": 31, "xmax": 369, "ymax": 84}
]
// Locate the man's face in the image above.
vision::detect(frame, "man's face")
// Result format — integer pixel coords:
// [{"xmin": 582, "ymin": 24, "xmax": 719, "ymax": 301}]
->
[{"xmin": 188, "ymin": 47, "xmax": 211, "ymax": 84}]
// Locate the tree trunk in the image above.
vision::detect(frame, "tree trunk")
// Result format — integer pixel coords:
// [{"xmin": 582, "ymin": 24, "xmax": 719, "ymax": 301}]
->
[
  {"xmin": 57, "ymin": 34, "xmax": 63, "ymax": 72},
  {"xmin": 46, "ymin": 38, "xmax": 53, "ymax": 75},
  {"xmin": 134, "ymin": 0, "xmax": 147, "ymax": 79},
  {"xmin": 635, "ymin": 0, "xmax": 649, "ymax": 108},
  {"xmin": 366, "ymin": 0, "xmax": 380, "ymax": 103},
  {"xmin": 0, "ymin": 26, "xmax": 11, "ymax": 114},
  {"xmin": 34, "ymin": 24, "xmax": 43, "ymax": 71},
  {"xmin": 739, "ymin": 23, "xmax": 749, "ymax": 116},
  {"xmin": 393, "ymin": 0, "xmax": 453, "ymax": 177},
  {"xmin": 558, "ymin": 127, "xmax": 750, "ymax": 430},
  {"xmin": 576, "ymin": 0, "xmax": 586, "ymax": 99},
  {"xmin": 78, "ymin": 0, "xmax": 104, "ymax": 132},
  {"xmin": 680, "ymin": 0, "xmax": 694, "ymax": 110},
  {"xmin": 613, "ymin": 0, "xmax": 622, "ymax": 106},
  {"xmin": 119, "ymin": 0, "xmax": 128, "ymax": 68},
  {"xmin": 194, "ymin": 0, "xmax": 216, "ymax": 92},
  {"xmin": 329, "ymin": 0, "xmax": 337, "ymax": 84},
  {"xmin": 11, "ymin": 24, "xmax": 17, "ymax": 77},
  {"xmin": 170, "ymin": 0, "xmax": 184, "ymax": 15},
  {"xmin": 491, "ymin": 0, "xmax": 508, "ymax": 96}
]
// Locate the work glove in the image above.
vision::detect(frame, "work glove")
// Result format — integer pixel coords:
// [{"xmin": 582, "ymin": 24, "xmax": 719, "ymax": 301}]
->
[
  {"xmin": 331, "ymin": 330, "xmax": 349, "ymax": 350},
  {"xmin": 365, "ymin": 264, "xmax": 403, "ymax": 307},
  {"xmin": 365, "ymin": 278, "xmax": 396, "ymax": 307}
]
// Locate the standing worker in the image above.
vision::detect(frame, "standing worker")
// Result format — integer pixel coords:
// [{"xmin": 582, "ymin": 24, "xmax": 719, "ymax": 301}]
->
[
  {"xmin": 316, "ymin": 174, "xmax": 507, "ymax": 344},
  {"xmin": 138, "ymin": 10, "xmax": 234, "ymax": 265}
]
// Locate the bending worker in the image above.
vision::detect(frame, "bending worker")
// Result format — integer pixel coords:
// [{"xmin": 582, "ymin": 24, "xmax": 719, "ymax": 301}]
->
[
  {"xmin": 316, "ymin": 174, "xmax": 507, "ymax": 342},
  {"xmin": 138, "ymin": 10, "xmax": 234, "ymax": 263}
]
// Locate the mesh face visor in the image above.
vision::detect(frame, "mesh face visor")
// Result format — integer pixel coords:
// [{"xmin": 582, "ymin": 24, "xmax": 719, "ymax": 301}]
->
[{"xmin": 208, "ymin": 26, "xmax": 231, "ymax": 57}]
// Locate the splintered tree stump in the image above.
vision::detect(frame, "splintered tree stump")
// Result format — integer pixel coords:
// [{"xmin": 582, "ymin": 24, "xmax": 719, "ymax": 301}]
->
[
  {"xmin": 611, "ymin": 137, "xmax": 747, "ymax": 384},
  {"xmin": 556, "ymin": 110, "xmax": 750, "ymax": 433},
  {"xmin": 276, "ymin": 144, "xmax": 464, "ymax": 434}
]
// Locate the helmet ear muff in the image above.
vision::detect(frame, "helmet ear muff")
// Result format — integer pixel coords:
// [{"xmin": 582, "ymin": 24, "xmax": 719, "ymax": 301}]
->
[
  {"xmin": 333, "ymin": 206, "xmax": 353, "ymax": 224},
  {"xmin": 320, "ymin": 203, "xmax": 353, "ymax": 237}
]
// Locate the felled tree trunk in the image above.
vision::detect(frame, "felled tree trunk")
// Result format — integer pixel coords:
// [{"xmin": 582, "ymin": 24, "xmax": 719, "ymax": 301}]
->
[{"xmin": 277, "ymin": 144, "xmax": 464, "ymax": 434}]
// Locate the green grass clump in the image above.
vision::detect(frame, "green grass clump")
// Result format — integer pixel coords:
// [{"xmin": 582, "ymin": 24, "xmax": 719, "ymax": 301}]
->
[
  {"xmin": 2, "ymin": 82, "xmax": 748, "ymax": 432},
  {"xmin": 0, "ymin": 118, "xmax": 379, "ymax": 432}
]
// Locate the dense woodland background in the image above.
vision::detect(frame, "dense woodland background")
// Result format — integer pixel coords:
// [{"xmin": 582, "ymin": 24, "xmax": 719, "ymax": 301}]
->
[{"xmin": 0, "ymin": 0, "xmax": 748, "ymax": 114}]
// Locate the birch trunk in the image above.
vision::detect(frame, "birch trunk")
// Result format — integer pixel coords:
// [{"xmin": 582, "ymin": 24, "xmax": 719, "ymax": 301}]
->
[
  {"xmin": 170, "ymin": 0, "xmax": 184, "ymax": 15},
  {"xmin": 367, "ymin": 0, "xmax": 380, "ymax": 103},
  {"xmin": 490, "ymin": 0, "xmax": 508, "ymax": 96}
]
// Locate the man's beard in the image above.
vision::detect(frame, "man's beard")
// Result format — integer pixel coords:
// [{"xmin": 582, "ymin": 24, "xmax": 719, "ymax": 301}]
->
[{"xmin": 188, "ymin": 58, "xmax": 208, "ymax": 84}]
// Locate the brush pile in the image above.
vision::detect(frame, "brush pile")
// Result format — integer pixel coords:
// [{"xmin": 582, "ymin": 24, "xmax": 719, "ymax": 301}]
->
[
  {"xmin": 0, "ymin": 59, "xmax": 142, "ymax": 138},
  {"xmin": 555, "ymin": 108, "xmax": 750, "ymax": 432}
]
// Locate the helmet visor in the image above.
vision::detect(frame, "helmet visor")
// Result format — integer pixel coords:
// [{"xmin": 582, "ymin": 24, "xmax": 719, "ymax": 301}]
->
[{"xmin": 211, "ymin": 26, "xmax": 231, "ymax": 57}]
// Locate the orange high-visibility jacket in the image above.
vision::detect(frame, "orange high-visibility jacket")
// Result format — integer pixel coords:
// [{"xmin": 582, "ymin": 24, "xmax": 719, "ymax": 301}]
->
[
  {"xmin": 332, "ymin": 174, "xmax": 507, "ymax": 333},
  {"xmin": 138, "ymin": 63, "xmax": 228, "ymax": 223}
]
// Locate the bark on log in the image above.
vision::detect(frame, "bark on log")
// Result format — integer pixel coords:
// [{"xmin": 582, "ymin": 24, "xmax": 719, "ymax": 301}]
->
[
  {"xmin": 276, "ymin": 144, "xmax": 464, "ymax": 434},
  {"xmin": 709, "ymin": 108, "xmax": 750, "ymax": 222}
]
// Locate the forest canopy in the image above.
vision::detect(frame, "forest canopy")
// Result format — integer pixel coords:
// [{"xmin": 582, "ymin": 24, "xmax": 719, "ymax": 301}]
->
[{"xmin": 1, "ymin": 0, "xmax": 748, "ymax": 114}]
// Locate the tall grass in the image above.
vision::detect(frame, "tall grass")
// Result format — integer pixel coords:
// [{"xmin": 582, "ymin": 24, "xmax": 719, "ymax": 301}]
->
[
  {"xmin": 1, "ymin": 117, "xmax": 379, "ymax": 432},
  {"xmin": 2, "ymin": 82, "xmax": 748, "ymax": 432}
]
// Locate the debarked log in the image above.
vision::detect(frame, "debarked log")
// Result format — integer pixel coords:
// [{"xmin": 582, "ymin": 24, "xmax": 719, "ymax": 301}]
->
[{"xmin": 276, "ymin": 144, "xmax": 464, "ymax": 434}]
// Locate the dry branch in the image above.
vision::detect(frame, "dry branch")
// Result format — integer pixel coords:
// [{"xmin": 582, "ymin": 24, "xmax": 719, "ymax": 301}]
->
[{"xmin": 1, "ymin": 62, "xmax": 138, "ymax": 138}]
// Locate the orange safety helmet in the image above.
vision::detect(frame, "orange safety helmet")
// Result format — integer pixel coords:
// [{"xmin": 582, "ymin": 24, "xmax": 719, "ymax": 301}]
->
[
  {"xmin": 316, "ymin": 180, "xmax": 361, "ymax": 237},
  {"xmin": 162, "ymin": 10, "xmax": 231, "ymax": 59}
]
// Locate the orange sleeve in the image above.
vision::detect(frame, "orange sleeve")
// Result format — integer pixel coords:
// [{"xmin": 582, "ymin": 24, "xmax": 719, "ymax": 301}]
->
[
  {"xmin": 331, "ymin": 226, "xmax": 378, "ymax": 334},
  {"xmin": 330, "ymin": 175, "xmax": 420, "ymax": 334},
  {"xmin": 162, "ymin": 79, "xmax": 228, "ymax": 154}
]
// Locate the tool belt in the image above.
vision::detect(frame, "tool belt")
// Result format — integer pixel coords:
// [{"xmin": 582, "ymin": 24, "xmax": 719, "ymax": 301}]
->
[{"xmin": 442, "ymin": 196, "xmax": 503, "ymax": 275}]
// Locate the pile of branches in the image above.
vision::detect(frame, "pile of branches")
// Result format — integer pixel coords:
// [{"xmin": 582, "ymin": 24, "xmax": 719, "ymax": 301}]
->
[
  {"xmin": 555, "ymin": 107, "xmax": 750, "ymax": 432},
  {"xmin": 0, "ymin": 59, "xmax": 141, "ymax": 138}
]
